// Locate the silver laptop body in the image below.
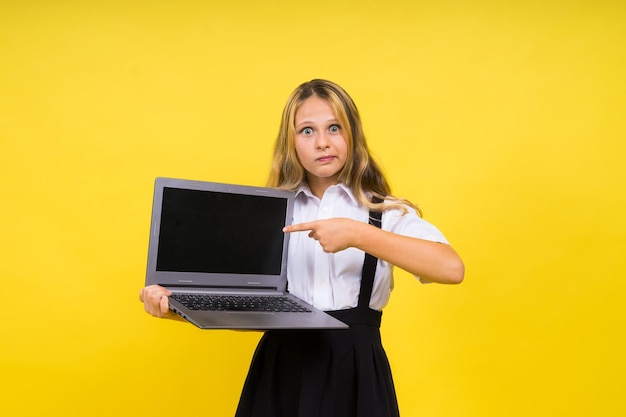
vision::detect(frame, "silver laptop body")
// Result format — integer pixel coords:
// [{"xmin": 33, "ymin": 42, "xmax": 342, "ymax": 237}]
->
[{"xmin": 145, "ymin": 177, "xmax": 348, "ymax": 330}]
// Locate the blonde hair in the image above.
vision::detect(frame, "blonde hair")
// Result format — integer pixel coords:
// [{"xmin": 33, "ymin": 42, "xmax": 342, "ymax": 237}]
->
[{"xmin": 268, "ymin": 79, "xmax": 421, "ymax": 216}]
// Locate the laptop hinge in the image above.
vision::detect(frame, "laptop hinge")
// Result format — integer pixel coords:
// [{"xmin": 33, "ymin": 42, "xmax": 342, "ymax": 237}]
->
[{"xmin": 162, "ymin": 284, "xmax": 280, "ymax": 292}]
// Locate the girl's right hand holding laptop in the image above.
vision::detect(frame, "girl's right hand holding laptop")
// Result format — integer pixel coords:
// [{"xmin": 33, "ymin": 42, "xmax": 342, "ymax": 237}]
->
[{"xmin": 139, "ymin": 285, "xmax": 172, "ymax": 318}]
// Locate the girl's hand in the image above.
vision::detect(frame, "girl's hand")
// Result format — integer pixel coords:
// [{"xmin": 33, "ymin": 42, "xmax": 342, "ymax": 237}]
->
[
  {"xmin": 139, "ymin": 284, "xmax": 172, "ymax": 318},
  {"xmin": 284, "ymin": 218, "xmax": 364, "ymax": 253}
]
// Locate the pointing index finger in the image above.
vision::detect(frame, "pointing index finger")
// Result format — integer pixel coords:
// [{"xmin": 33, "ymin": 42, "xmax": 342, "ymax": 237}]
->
[{"xmin": 283, "ymin": 222, "xmax": 314, "ymax": 233}]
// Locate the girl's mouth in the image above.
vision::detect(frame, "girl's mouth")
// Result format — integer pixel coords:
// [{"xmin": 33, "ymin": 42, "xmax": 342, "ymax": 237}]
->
[{"xmin": 317, "ymin": 156, "xmax": 335, "ymax": 163}]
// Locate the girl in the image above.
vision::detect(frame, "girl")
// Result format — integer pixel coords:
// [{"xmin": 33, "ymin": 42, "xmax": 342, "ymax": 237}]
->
[{"xmin": 140, "ymin": 79, "xmax": 464, "ymax": 417}]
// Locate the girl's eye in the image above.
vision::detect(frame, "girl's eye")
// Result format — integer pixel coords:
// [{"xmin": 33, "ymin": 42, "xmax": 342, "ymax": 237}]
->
[
  {"xmin": 329, "ymin": 124, "xmax": 340, "ymax": 133},
  {"xmin": 301, "ymin": 127, "xmax": 313, "ymax": 135}
]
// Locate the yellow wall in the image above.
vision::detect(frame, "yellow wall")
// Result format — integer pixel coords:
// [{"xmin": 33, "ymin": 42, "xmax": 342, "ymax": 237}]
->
[{"xmin": 1, "ymin": 1, "xmax": 624, "ymax": 415}]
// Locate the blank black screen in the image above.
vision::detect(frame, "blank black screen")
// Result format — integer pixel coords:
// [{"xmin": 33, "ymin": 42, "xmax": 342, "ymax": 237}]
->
[{"xmin": 156, "ymin": 187, "xmax": 287, "ymax": 275}]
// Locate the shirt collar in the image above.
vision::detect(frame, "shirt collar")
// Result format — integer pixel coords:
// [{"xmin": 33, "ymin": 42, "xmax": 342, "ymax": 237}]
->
[{"xmin": 295, "ymin": 182, "xmax": 361, "ymax": 207}]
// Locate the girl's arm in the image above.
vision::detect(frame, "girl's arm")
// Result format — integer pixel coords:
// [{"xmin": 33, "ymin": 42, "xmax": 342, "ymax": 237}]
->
[{"xmin": 284, "ymin": 218, "xmax": 464, "ymax": 284}]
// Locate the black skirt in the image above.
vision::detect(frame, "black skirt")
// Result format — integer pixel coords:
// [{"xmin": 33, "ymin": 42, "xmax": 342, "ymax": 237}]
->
[{"xmin": 235, "ymin": 309, "xmax": 400, "ymax": 417}]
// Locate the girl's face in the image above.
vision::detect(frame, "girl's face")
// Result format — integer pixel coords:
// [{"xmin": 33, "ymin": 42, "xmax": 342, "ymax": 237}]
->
[{"xmin": 294, "ymin": 96, "xmax": 348, "ymax": 193}]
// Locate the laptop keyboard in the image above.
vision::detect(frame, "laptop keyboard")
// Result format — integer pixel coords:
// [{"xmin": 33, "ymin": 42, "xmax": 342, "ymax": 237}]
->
[{"xmin": 170, "ymin": 294, "xmax": 312, "ymax": 313}]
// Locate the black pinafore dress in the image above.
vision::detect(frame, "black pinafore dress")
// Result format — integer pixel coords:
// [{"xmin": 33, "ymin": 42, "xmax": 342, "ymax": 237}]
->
[{"xmin": 235, "ymin": 205, "xmax": 400, "ymax": 417}]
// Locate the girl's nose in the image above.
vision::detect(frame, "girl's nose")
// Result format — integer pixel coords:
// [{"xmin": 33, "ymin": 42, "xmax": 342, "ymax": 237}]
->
[{"xmin": 315, "ymin": 132, "xmax": 330, "ymax": 149}]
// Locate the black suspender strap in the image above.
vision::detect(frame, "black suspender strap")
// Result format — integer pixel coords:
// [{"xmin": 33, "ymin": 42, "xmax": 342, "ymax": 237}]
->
[{"xmin": 357, "ymin": 196, "xmax": 383, "ymax": 309}]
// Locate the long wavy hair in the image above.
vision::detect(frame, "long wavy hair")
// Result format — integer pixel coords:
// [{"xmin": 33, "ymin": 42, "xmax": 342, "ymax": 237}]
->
[{"xmin": 268, "ymin": 79, "xmax": 420, "ymax": 215}]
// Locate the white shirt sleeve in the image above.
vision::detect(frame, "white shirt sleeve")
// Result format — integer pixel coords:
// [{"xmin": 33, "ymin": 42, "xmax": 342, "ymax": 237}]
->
[{"xmin": 382, "ymin": 206, "xmax": 449, "ymax": 244}]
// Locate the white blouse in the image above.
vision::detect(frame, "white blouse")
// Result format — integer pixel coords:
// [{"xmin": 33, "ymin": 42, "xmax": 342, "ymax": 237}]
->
[{"xmin": 286, "ymin": 183, "xmax": 449, "ymax": 311}]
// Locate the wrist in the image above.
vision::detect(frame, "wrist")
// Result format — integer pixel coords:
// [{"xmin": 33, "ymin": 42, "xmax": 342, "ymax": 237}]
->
[{"xmin": 353, "ymin": 220, "xmax": 376, "ymax": 251}]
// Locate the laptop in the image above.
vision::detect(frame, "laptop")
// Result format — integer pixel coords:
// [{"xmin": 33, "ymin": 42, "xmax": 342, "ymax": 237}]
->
[{"xmin": 145, "ymin": 177, "xmax": 349, "ymax": 330}]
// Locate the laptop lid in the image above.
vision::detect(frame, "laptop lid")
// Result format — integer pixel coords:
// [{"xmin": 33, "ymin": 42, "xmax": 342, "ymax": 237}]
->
[{"xmin": 146, "ymin": 177, "xmax": 293, "ymax": 291}]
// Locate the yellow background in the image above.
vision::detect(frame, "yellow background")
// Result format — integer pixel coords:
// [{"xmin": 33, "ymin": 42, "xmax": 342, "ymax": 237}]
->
[{"xmin": 1, "ymin": 1, "xmax": 624, "ymax": 416}]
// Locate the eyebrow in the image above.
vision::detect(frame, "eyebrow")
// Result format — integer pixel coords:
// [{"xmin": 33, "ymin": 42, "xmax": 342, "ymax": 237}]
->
[{"xmin": 295, "ymin": 118, "xmax": 340, "ymax": 129}]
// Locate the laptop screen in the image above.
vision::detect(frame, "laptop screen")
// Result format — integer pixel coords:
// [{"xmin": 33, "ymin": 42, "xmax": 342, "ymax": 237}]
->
[{"xmin": 156, "ymin": 187, "xmax": 287, "ymax": 275}]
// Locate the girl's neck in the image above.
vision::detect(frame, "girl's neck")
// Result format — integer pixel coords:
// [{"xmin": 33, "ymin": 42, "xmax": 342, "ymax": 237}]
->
[{"xmin": 306, "ymin": 176, "xmax": 340, "ymax": 199}]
